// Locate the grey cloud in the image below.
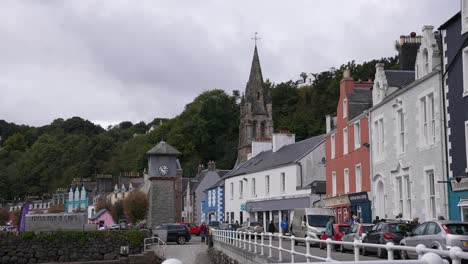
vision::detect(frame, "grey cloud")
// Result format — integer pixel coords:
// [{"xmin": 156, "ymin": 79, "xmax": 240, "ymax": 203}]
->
[{"xmin": 0, "ymin": 0, "xmax": 459, "ymax": 126}]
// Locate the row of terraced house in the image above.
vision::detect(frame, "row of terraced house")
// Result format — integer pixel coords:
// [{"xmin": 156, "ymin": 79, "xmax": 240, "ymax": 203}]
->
[{"xmin": 181, "ymin": 2, "xmax": 468, "ymax": 233}]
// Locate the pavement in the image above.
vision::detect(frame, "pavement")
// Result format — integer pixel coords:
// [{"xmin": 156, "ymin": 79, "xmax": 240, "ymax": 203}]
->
[{"xmin": 159, "ymin": 236, "xmax": 211, "ymax": 264}]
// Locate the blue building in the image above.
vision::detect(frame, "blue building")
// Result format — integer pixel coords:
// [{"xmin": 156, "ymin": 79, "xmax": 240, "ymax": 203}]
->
[
  {"xmin": 201, "ymin": 179, "xmax": 224, "ymax": 223},
  {"xmin": 439, "ymin": 5, "xmax": 468, "ymax": 220}
]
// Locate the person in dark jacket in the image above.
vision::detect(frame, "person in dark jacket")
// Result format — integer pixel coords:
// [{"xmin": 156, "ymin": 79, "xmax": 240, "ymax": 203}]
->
[
  {"xmin": 268, "ymin": 220, "xmax": 275, "ymax": 233},
  {"xmin": 200, "ymin": 222, "xmax": 207, "ymax": 243}
]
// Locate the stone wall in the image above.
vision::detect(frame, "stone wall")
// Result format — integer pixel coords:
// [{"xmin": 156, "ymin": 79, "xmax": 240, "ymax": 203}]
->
[{"xmin": 0, "ymin": 230, "xmax": 148, "ymax": 264}]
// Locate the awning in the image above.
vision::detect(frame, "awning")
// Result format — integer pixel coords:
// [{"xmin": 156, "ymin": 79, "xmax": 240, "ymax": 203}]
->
[
  {"xmin": 457, "ymin": 199, "xmax": 468, "ymax": 207},
  {"xmin": 245, "ymin": 197, "xmax": 310, "ymax": 212}
]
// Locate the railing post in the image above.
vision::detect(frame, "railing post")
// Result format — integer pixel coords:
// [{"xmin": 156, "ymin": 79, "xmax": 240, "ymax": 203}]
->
[
  {"xmin": 449, "ymin": 246, "xmax": 463, "ymax": 264},
  {"xmin": 386, "ymin": 242, "xmax": 394, "ymax": 260},
  {"xmin": 421, "ymin": 252, "xmax": 445, "ymax": 264},
  {"xmin": 260, "ymin": 232, "xmax": 264, "ymax": 256},
  {"xmin": 290, "ymin": 235, "xmax": 296, "ymax": 263},
  {"xmin": 416, "ymin": 244, "xmax": 427, "ymax": 260},
  {"xmin": 353, "ymin": 239, "xmax": 360, "ymax": 262},
  {"xmin": 268, "ymin": 233, "xmax": 273, "ymax": 258},
  {"xmin": 278, "ymin": 233, "xmax": 283, "ymax": 262},
  {"xmin": 248, "ymin": 231, "xmax": 252, "ymax": 252},
  {"xmin": 305, "ymin": 236, "xmax": 311, "ymax": 263},
  {"xmin": 326, "ymin": 238, "xmax": 333, "ymax": 262},
  {"xmin": 254, "ymin": 232, "xmax": 258, "ymax": 253},
  {"xmin": 243, "ymin": 232, "xmax": 247, "ymax": 250}
]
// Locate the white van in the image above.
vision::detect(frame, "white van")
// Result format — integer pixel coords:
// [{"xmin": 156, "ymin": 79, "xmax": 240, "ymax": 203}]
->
[{"xmin": 290, "ymin": 208, "xmax": 334, "ymax": 241}]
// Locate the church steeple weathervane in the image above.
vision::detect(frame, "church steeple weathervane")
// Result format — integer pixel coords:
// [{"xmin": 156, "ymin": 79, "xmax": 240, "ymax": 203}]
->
[{"xmin": 251, "ymin": 32, "xmax": 261, "ymax": 46}]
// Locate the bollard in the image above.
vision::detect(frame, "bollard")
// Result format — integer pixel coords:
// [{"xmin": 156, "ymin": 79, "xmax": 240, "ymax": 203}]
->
[
  {"xmin": 326, "ymin": 238, "xmax": 332, "ymax": 262},
  {"xmin": 305, "ymin": 236, "xmax": 311, "ymax": 263},
  {"xmin": 260, "ymin": 232, "xmax": 264, "ymax": 256},
  {"xmin": 353, "ymin": 239, "xmax": 360, "ymax": 262},
  {"xmin": 386, "ymin": 242, "xmax": 394, "ymax": 260},
  {"xmin": 254, "ymin": 232, "xmax": 258, "ymax": 253},
  {"xmin": 416, "ymin": 244, "xmax": 427, "ymax": 260},
  {"xmin": 290, "ymin": 235, "xmax": 295, "ymax": 263},
  {"xmin": 449, "ymin": 246, "xmax": 463, "ymax": 264},
  {"xmin": 248, "ymin": 231, "xmax": 252, "ymax": 252},
  {"xmin": 278, "ymin": 233, "xmax": 283, "ymax": 262},
  {"xmin": 268, "ymin": 233, "xmax": 273, "ymax": 258}
]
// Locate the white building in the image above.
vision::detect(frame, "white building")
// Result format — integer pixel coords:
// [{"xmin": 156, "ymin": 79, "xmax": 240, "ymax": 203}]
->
[
  {"xmin": 224, "ymin": 132, "xmax": 326, "ymax": 233},
  {"xmin": 369, "ymin": 26, "xmax": 448, "ymax": 221}
]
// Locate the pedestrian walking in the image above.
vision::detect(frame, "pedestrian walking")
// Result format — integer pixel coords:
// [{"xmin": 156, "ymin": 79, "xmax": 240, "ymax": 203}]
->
[
  {"xmin": 281, "ymin": 217, "xmax": 288, "ymax": 235},
  {"xmin": 200, "ymin": 222, "xmax": 207, "ymax": 243}
]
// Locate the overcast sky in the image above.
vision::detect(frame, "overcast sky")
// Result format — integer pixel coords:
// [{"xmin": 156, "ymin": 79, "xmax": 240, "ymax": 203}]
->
[{"xmin": 0, "ymin": 0, "xmax": 459, "ymax": 127}]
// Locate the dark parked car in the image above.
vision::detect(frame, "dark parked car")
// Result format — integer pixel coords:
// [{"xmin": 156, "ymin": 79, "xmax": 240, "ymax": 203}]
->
[
  {"xmin": 153, "ymin": 224, "xmax": 191, "ymax": 244},
  {"xmin": 362, "ymin": 221, "xmax": 416, "ymax": 258}
]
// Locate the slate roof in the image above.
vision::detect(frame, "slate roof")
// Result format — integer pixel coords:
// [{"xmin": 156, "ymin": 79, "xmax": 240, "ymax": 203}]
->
[
  {"xmin": 347, "ymin": 88, "xmax": 373, "ymax": 120},
  {"xmin": 225, "ymin": 134, "xmax": 325, "ymax": 178},
  {"xmin": 384, "ymin": 70, "xmax": 415, "ymax": 88},
  {"xmin": 89, "ymin": 209, "xmax": 110, "ymax": 220},
  {"xmin": 146, "ymin": 141, "xmax": 181, "ymax": 155}
]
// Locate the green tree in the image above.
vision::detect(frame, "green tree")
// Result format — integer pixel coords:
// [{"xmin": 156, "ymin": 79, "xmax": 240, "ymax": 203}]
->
[
  {"xmin": 3, "ymin": 133, "xmax": 27, "ymax": 152},
  {"xmin": 111, "ymin": 200, "xmax": 125, "ymax": 222},
  {"xmin": 123, "ymin": 191, "xmax": 148, "ymax": 224}
]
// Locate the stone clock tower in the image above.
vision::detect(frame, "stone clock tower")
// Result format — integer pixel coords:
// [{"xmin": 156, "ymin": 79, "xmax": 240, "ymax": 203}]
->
[{"xmin": 146, "ymin": 141, "xmax": 182, "ymax": 228}]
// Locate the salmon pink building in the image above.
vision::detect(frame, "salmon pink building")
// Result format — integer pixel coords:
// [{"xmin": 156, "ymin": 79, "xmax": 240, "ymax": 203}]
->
[{"xmin": 324, "ymin": 68, "xmax": 373, "ymax": 223}]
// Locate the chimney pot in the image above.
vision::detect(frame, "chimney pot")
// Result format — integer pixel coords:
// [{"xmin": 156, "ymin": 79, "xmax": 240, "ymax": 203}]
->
[{"xmin": 343, "ymin": 67, "xmax": 351, "ymax": 78}]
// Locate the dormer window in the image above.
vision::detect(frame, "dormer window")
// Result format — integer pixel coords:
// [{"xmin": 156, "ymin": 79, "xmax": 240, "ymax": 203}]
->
[{"xmin": 343, "ymin": 99, "xmax": 348, "ymax": 118}]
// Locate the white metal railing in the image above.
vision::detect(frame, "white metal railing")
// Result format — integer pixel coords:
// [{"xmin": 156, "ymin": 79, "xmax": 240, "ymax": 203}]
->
[
  {"xmin": 144, "ymin": 236, "xmax": 167, "ymax": 257},
  {"xmin": 212, "ymin": 229, "xmax": 468, "ymax": 263}
]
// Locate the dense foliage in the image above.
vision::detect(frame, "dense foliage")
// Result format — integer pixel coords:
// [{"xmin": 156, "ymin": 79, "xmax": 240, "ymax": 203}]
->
[
  {"xmin": 123, "ymin": 191, "xmax": 148, "ymax": 224},
  {"xmin": 0, "ymin": 56, "xmax": 399, "ymax": 201}
]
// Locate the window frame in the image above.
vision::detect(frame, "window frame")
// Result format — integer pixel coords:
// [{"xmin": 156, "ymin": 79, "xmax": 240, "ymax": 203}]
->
[
  {"xmin": 331, "ymin": 133, "xmax": 336, "ymax": 159},
  {"xmin": 332, "ymin": 171, "xmax": 337, "ymax": 196},
  {"xmin": 462, "ymin": 0, "xmax": 468, "ymax": 35},
  {"xmin": 280, "ymin": 172, "xmax": 286, "ymax": 193},
  {"xmin": 239, "ymin": 180, "xmax": 243, "ymax": 199},
  {"xmin": 354, "ymin": 121, "xmax": 361, "ymax": 150},
  {"xmin": 397, "ymin": 109, "xmax": 405, "ymax": 154},
  {"xmin": 465, "ymin": 121, "xmax": 468, "ymax": 172},
  {"xmin": 252, "ymin": 178, "xmax": 256, "ymax": 196},
  {"xmin": 344, "ymin": 168, "xmax": 350, "ymax": 194},
  {"xmin": 230, "ymin": 182, "xmax": 234, "ymax": 200},
  {"xmin": 343, "ymin": 127, "xmax": 348, "ymax": 155},
  {"xmin": 355, "ymin": 164, "xmax": 362, "ymax": 193},
  {"xmin": 427, "ymin": 169, "xmax": 436, "ymax": 219},
  {"xmin": 265, "ymin": 175, "xmax": 270, "ymax": 195},
  {"xmin": 343, "ymin": 98, "xmax": 348, "ymax": 118}
]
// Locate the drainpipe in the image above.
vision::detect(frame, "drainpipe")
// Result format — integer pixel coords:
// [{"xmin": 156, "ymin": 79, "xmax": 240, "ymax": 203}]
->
[
  {"xmin": 438, "ymin": 31, "xmax": 449, "ymax": 219},
  {"xmin": 366, "ymin": 110, "xmax": 374, "ymax": 219},
  {"xmin": 296, "ymin": 162, "xmax": 303, "ymax": 188}
]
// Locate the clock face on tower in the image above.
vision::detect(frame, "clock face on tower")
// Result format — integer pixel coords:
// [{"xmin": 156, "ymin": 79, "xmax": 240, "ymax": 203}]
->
[{"xmin": 158, "ymin": 164, "xmax": 169, "ymax": 176}]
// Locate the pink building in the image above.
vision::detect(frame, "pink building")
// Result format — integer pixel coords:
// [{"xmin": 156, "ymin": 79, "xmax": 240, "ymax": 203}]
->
[{"xmin": 89, "ymin": 209, "xmax": 114, "ymax": 228}]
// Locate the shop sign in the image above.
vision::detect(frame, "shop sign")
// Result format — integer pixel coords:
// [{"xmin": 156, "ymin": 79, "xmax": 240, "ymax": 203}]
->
[
  {"xmin": 323, "ymin": 195, "xmax": 350, "ymax": 207},
  {"xmin": 348, "ymin": 192, "xmax": 369, "ymax": 203},
  {"xmin": 451, "ymin": 177, "xmax": 468, "ymax": 192}
]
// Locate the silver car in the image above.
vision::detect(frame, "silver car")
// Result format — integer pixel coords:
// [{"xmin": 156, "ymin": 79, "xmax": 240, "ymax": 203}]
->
[
  {"xmin": 340, "ymin": 223, "xmax": 374, "ymax": 252},
  {"xmin": 400, "ymin": 221, "xmax": 468, "ymax": 259}
]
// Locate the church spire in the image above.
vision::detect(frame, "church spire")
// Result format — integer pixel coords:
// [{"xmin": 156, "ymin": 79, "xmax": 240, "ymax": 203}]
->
[{"xmin": 236, "ymin": 39, "xmax": 274, "ymax": 165}]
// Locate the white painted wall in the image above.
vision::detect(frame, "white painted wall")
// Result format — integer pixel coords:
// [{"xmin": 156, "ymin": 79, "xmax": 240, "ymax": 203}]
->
[{"xmin": 370, "ymin": 71, "xmax": 447, "ymax": 221}]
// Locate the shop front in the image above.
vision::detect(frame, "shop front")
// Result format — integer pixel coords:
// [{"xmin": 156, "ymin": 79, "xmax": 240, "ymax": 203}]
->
[
  {"xmin": 323, "ymin": 195, "xmax": 351, "ymax": 224},
  {"xmin": 448, "ymin": 178, "xmax": 468, "ymax": 221},
  {"xmin": 348, "ymin": 192, "xmax": 372, "ymax": 223},
  {"xmin": 245, "ymin": 196, "xmax": 310, "ymax": 233}
]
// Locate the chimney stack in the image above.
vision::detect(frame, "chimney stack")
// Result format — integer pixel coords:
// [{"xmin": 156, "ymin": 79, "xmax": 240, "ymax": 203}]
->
[
  {"xmin": 398, "ymin": 32, "xmax": 421, "ymax": 70},
  {"xmin": 207, "ymin": 161, "xmax": 216, "ymax": 171},
  {"xmin": 272, "ymin": 132, "xmax": 295, "ymax": 152},
  {"xmin": 197, "ymin": 164, "xmax": 205, "ymax": 173}
]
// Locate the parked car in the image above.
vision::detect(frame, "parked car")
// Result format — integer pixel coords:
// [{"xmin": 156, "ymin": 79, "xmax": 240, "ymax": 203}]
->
[
  {"xmin": 208, "ymin": 221, "xmax": 220, "ymax": 230},
  {"xmin": 177, "ymin": 222, "xmax": 200, "ymax": 235},
  {"xmin": 220, "ymin": 223, "xmax": 238, "ymax": 231},
  {"xmin": 362, "ymin": 221, "xmax": 416, "ymax": 258},
  {"xmin": 108, "ymin": 224, "xmax": 121, "ymax": 230},
  {"xmin": 153, "ymin": 224, "xmax": 191, "ymax": 244},
  {"xmin": 237, "ymin": 221, "xmax": 263, "ymax": 233},
  {"xmin": 319, "ymin": 224, "xmax": 352, "ymax": 249},
  {"xmin": 290, "ymin": 208, "xmax": 335, "ymax": 242},
  {"xmin": 399, "ymin": 221, "xmax": 468, "ymax": 259},
  {"xmin": 340, "ymin": 224, "xmax": 374, "ymax": 252}
]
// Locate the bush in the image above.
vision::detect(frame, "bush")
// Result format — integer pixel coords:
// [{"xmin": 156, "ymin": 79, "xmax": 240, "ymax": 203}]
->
[
  {"xmin": 124, "ymin": 191, "xmax": 148, "ymax": 224},
  {"xmin": 112, "ymin": 200, "xmax": 125, "ymax": 222},
  {"xmin": 0, "ymin": 208, "xmax": 9, "ymax": 225},
  {"xmin": 48, "ymin": 204, "xmax": 65, "ymax": 213}
]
